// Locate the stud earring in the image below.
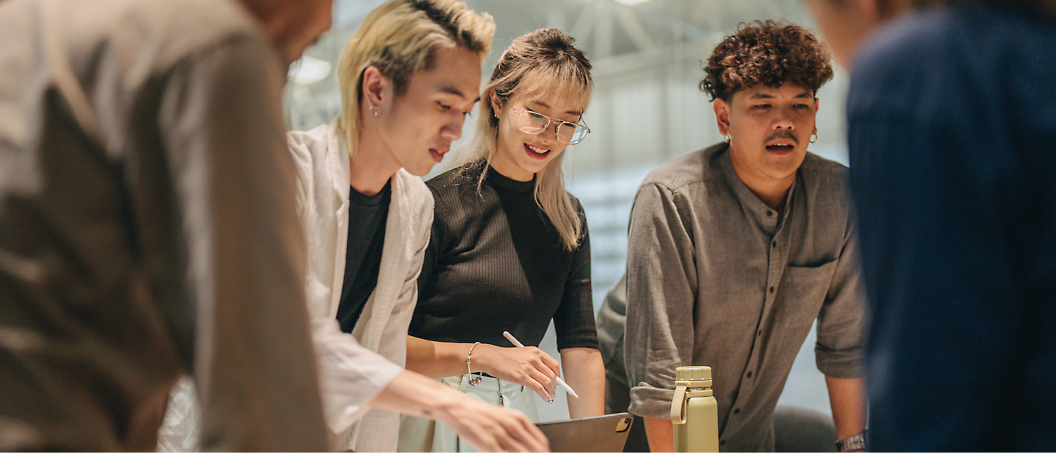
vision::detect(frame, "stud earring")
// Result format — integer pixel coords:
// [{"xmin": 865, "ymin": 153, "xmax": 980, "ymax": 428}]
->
[{"xmin": 369, "ymin": 102, "xmax": 379, "ymax": 117}]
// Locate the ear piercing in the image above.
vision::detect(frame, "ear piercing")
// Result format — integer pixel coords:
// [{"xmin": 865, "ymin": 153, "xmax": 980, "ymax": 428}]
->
[{"xmin": 369, "ymin": 102, "xmax": 379, "ymax": 117}]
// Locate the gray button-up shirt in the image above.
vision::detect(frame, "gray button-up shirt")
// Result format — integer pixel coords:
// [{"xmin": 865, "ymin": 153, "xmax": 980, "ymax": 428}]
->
[{"xmin": 625, "ymin": 143, "xmax": 865, "ymax": 451}]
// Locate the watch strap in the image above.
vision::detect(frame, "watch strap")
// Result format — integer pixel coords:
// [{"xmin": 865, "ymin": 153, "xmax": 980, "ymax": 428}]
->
[{"xmin": 835, "ymin": 429, "xmax": 867, "ymax": 452}]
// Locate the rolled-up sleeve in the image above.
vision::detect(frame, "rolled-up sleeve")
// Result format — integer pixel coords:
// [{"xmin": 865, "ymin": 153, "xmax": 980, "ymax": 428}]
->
[
  {"xmin": 625, "ymin": 183, "xmax": 698, "ymax": 420},
  {"xmin": 815, "ymin": 218, "xmax": 866, "ymax": 378},
  {"xmin": 311, "ymin": 317, "xmax": 402, "ymax": 432}
]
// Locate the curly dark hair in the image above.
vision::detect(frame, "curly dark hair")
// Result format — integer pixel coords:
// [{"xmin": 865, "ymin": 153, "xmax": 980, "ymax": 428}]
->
[{"xmin": 700, "ymin": 20, "xmax": 833, "ymax": 102}]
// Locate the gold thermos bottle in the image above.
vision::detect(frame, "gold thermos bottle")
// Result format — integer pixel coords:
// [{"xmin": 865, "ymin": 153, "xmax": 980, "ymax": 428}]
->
[{"xmin": 671, "ymin": 366, "xmax": 719, "ymax": 452}]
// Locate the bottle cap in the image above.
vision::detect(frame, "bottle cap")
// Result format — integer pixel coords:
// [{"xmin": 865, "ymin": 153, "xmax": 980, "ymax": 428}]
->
[
  {"xmin": 676, "ymin": 366, "xmax": 711, "ymax": 382},
  {"xmin": 671, "ymin": 366, "xmax": 713, "ymax": 424}
]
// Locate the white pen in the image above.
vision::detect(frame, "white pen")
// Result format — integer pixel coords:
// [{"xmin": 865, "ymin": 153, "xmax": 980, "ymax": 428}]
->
[{"xmin": 502, "ymin": 330, "xmax": 579, "ymax": 399}]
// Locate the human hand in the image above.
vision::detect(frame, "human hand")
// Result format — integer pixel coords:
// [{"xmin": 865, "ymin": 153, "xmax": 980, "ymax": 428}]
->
[
  {"xmin": 435, "ymin": 396, "xmax": 550, "ymax": 452},
  {"xmin": 475, "ymin": 344, "xmax": 560, "ymax": 401}
]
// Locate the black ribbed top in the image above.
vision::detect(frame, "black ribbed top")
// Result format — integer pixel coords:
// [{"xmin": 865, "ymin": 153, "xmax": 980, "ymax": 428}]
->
[{"xmin": 411, "ymin": 161, "xmax": 599, "ymax": 351}]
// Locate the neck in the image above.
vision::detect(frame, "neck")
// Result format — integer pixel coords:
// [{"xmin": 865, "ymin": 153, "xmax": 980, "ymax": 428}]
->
[
  {"xmin": 755, "ymin": 184, "xmax": 791, "ymax": 213},
  {"xmin": 351, "ymin": 132, "xmax": 401, "ymax": 196},
  {"xmin": 728, "ymin": 149, "xmax": 794, "ymax": 213},
  {"xmin": 488, "ymin": 151, "xmax": 534, "ymax": 182}
]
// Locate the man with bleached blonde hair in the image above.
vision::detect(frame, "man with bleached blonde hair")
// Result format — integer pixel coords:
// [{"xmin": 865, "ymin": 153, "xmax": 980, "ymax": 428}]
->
[
  {"xmin": 301, "ymin": 1, "xmax": 546, "ymax": 451},
  {"xmin": 156, "ymin": 0, "xmax": 549, "ymax": 451}
]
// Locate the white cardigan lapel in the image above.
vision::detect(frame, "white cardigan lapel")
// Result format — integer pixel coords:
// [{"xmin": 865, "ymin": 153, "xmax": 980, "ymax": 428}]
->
[
  {"xmin": 353, "ymin": 171, "xmax": 410, "ymax": 352},
  {"xmin": 326, "ymin": 126, "xmax": 350, "ymax": 319}
]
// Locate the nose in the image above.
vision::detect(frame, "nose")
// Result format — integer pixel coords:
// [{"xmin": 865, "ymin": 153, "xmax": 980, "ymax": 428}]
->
[
  {"xmin": 773, "ymin": 106, "xmax": 795, "ymax": 130},
  {"xmin": 440, "ymin": 112, "xmax": 464, "ymax": 142}
]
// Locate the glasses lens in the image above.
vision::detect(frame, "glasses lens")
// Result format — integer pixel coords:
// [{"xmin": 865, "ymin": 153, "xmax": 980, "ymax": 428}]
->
[
  {"xmin": 518, "ymin": 110, "xmax": 548, "ymax": 134},
  {"xmin": 568, "ymin": 124, "xmax": 588, "ymax": 145},
  {"xmin": 555, "ymin": 122, "xmax": 586, "ymax": 144}
]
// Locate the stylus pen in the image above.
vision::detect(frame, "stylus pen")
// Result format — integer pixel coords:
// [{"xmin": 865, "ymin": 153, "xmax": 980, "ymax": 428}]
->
[{"xmin": 502, "ymin": 330, "xmax": 580, "ymax": 399}]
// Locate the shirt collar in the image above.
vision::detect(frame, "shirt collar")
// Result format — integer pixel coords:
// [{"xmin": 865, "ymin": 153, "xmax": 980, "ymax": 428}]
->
[
  {"xmin": 485, "ymin": 165, "xmax": 535, "ymax": 196},
  {"xmin": 716, "ymin": 143, "xmax": 797, "ymax": 235}
]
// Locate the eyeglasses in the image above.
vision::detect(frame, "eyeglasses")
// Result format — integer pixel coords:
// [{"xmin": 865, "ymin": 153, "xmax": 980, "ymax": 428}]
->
[{"xmin": 510, "ymin": 107, "xmax": 591, "ymax": 145}]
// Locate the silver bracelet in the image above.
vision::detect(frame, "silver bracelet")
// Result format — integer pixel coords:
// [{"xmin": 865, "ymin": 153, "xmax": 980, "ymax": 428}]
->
[{"xmin": 464, "ymin": 342, "xmax": 482, "ymax": 386}]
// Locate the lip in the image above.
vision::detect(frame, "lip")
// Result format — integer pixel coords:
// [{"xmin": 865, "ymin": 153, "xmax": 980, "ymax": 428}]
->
[
  {"xmin": 429, "ymin": 146, "xmax": 449, "ymax": 163},
  {"xmin": 765, "ymin": 143, "xmax": 795, "ymax": 156},
  {"xmin": 523, "ymin": 143, "xmax": 550, "ymax": 160}
]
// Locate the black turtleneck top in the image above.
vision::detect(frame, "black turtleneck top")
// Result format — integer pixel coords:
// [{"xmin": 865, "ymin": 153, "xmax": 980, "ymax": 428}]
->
[{"xmin": 410, "ymin": 162, "xmax": 599, "ymax": 351}]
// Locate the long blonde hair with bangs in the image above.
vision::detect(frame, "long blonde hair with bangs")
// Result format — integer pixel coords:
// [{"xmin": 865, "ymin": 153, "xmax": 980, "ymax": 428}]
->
[
  {"xmin": 453, "ymin": 28, "xmax": 593, "ymax": 251},
  {"xmin": 334, "ymin": 0, "xmax": 495, "ymax": 158}
]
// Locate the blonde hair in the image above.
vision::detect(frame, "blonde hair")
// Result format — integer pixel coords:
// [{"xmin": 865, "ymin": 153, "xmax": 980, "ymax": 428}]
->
[
  {"xmin": 453, "ymin": 28, "xmax": 593, "ymax": 251},
  {"xmin": 334, "ymin": 0, "xmax": 495, "ymax": 157}
]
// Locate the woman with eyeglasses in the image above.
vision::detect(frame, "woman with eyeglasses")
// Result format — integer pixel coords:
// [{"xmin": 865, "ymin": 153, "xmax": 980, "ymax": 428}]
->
[{"xmin": 398, "ymin": 28, "xmax": 603, "ymax": 451}]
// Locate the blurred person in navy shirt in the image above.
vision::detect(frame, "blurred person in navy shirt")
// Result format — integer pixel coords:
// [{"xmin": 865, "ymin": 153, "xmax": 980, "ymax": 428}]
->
[{"xmin": 802, "ymin": 0, "xmax": 1056, "ymax": 449}]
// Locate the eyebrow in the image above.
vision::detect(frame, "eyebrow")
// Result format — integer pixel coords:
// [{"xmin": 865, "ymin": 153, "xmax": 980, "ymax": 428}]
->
[
  {"xmin": 440, "ymin": 86, "xmax": 480, "ymax": 103},
  {"xmin": 748, "ymin": 91, "xmax": 814, "ymax": 99},
  {"xmin": 529, "ymin": 99, "xmax": 582, "ymax": 116}
]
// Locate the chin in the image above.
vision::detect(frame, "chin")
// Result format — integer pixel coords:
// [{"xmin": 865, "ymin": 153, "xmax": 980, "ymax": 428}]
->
[
  {"xmin": 405, "ymin": 161, "xmax": 435, "ymax": 177},
  {"xmin": 527, "ymin": 156, "xmax": 557, "ymax": 172}
]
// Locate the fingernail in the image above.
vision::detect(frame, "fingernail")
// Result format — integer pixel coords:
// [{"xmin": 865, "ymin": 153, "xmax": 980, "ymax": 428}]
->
[{"xmin": 548, "ymin": 398, "xmax": 554, "ymax": 403}]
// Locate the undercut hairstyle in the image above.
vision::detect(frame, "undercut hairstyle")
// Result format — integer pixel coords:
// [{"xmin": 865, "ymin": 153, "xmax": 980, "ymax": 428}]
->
[
  {"xmin": 453, "ymin": 28, "xmax": 593, "ymax": 251},
  {"xmin": 334, "ymin": 0, "xmax": 495, "ymax": 157},
  {"xmin": 700, "ymin": 20, "xmax": 834, "ymax": 102}
]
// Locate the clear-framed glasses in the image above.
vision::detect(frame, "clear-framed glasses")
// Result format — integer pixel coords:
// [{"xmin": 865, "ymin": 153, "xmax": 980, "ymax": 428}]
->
[{"xmin": 510, "ymin": 107, "xmax": 591, "ymax": 145}]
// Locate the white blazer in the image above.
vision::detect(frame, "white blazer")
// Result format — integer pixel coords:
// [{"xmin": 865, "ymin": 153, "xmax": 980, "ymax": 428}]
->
[
  {"xmin": 288, "ymin": 123, "xmax": 434, "ymax": 452},
  {"xmin": 157, "ymin": 124, "xmax": 432, "ymax": 452}
]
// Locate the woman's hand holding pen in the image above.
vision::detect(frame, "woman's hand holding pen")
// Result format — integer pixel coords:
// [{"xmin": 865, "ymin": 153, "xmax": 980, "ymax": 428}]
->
[{"xmin": 473, "ymin": 343, "xmax": 561, "ymax": 402}]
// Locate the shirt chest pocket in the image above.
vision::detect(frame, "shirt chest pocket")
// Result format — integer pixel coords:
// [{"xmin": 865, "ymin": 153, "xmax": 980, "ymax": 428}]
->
[{"xmin": 778, "ymin": 260, "xmax": 839, "ymax": 328}]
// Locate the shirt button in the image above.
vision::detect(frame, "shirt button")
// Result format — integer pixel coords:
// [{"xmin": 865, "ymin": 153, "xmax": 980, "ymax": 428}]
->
[
  {"xmin": 720, "ymin": 440, "xmax": 727, "ymax": 447},
  {"xmin": 766, "ymin": 210, "xmax": 774, "ymax": 217},
  {"xmin": 734, "ymin": 408, "xmax": 741, "ymax": 414},
  {"xmin": 746, "ymin": 371, "xmax": 753, "ymax": 378},
  {"xmin": 769, "ymin": 286, "xmax": 775, "ymax": 293},
  {"xmin": 772, "ymin": 241, "xmax": 777, "ymax": 247}
]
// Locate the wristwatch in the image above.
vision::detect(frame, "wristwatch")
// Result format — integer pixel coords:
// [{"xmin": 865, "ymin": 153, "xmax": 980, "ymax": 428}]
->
[{"xmin": 835, "ymin": 429, "xmax": 867, "ymax": 452}]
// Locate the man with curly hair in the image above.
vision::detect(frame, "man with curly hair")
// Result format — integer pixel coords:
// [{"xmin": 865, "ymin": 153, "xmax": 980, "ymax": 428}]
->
[{"xmin": 620, "ymin": 21, "xmax": 868, "ymax": 451}]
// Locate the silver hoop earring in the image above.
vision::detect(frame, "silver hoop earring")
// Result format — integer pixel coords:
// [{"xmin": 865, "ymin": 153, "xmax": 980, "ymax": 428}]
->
[
  {"xmin": 369, "ymin": 102, "xmax": 379, "ymax": 117},
  {"xmin": 810, "ymin": 133, "xmax": 818, "ymax": 143},
  {"xmin": 723, "ymin": 135, "xmax": 731, "ymax": 144}
]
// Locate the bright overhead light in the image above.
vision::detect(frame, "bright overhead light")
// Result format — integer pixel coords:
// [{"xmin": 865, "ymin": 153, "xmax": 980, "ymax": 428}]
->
[
  {"xmin": 612, "ymin": 0, "xmax": 652, "ymax": 5},
  {"xmin": 289, "ymin": 55, "xmax": 332, "ymax": 85}
]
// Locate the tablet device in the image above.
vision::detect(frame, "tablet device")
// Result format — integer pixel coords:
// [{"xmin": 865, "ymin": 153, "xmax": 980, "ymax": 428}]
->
[{"xmin": 536, "ymin": 412, "xmax": 634, "ymax": 452}]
